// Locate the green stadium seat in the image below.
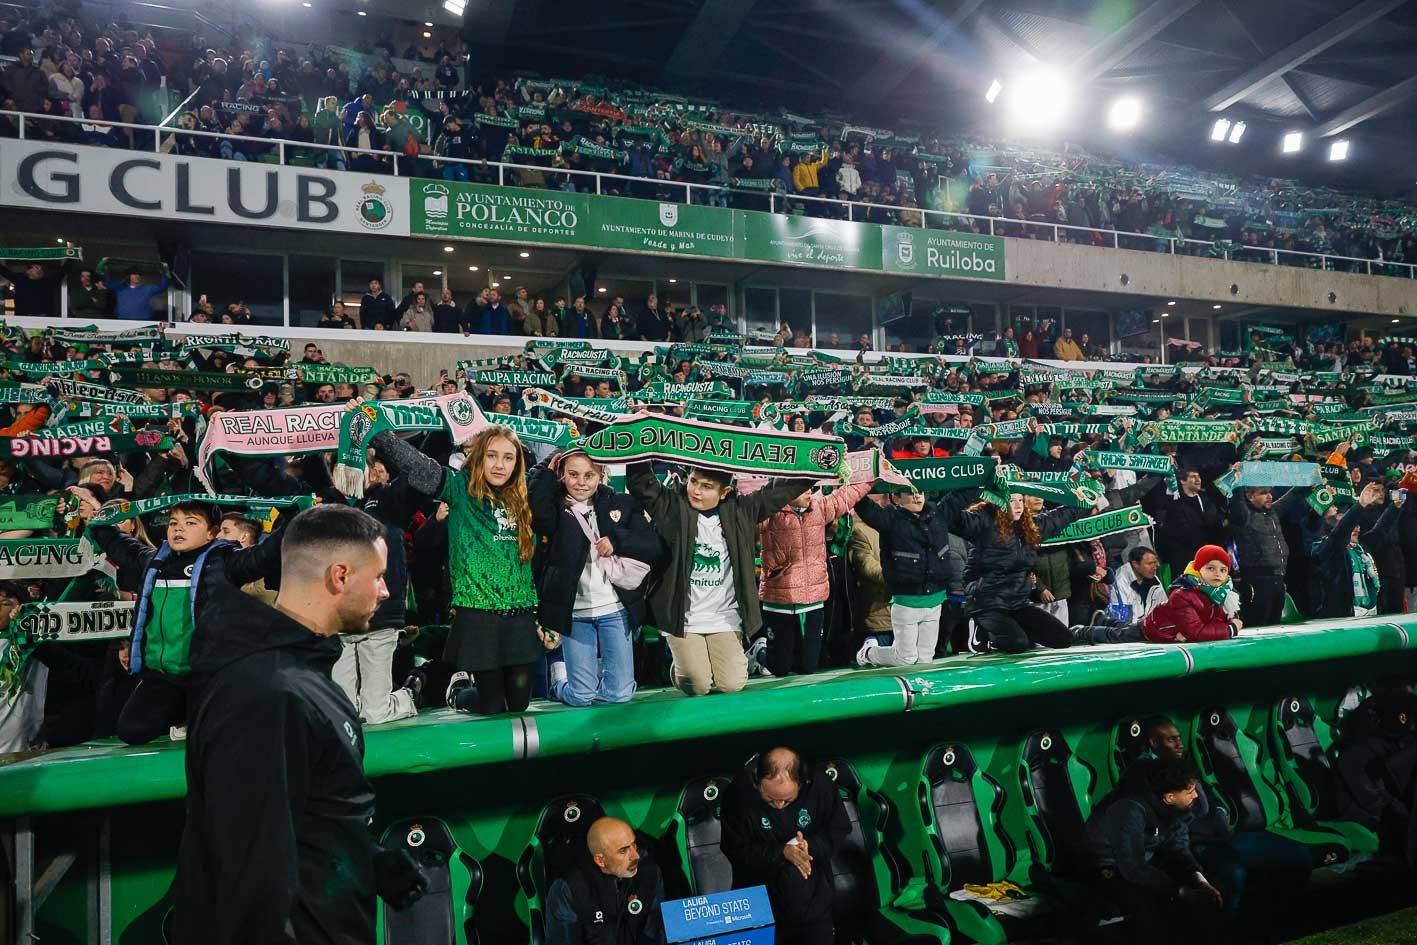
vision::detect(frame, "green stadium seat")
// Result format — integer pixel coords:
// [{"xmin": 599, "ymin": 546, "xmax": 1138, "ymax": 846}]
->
[
  {"xmin": 1016, "ymin": 731, "xmax": 1097, "ymax": 883},
  {"xmin": 1192, "ymin": 708, "xmax": 1363, "ymax": 866},
  {"xmin": 515, "ymin": 794, "xmax": 607, "ymax": 945},
  {"xmin": 666, "ymin": 773, "xmax": 734, "ymax": 896},
  {"xmin": 377, "ymin": 816, "xmax": 482, "ymax": 945},
  {"xmin": 1269, "ymin": 696, "xmax": 1379, "ymax": 856}
]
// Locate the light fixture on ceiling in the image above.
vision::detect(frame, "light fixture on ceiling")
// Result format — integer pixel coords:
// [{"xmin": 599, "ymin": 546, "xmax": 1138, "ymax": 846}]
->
[
  {"xmin": 519, "ymin": 251, "xmax": 530, "ymax": 258},
  {"xmin": 443, "ymin": 245, "xmax": 454, "ymax": 252},
  {"xmin": 1161, "ymin": 312, "xmax": 1169, "ymax": 318},
  {"xmin": 1329, "ymin": 140, "xmax": 1350, "ymax": 162},
  {"xmin": 1393, "ymin": 318, "xmax": 1401, "ymax": 324},
  {"xmin": 422, "ymin": 31, "xmax": 431, "ymax": 38},
  {"xmin": 443, "ymin": 0, "xmax": 465, "ymax": 15},
  {"xmin": 1282, "ymin": 131, "xmax": 1303, "ymax": 154},
  {"xmin": 356, "ymin": 9, "xmax": 366, "ymax": 14},
  {"xmin": 1005, "ymin": 71, "xmax": 1069, "ymax": 131},
  {"xmin": 491, "ymin": 281, "xmax": 500, "ymax": 288},
  {"xmin": 424, "ymin": 21, "xmax": 433, "ymax": 26},
  {"xmin": 468, "ymin": 265, "xmax": 478, "ymax": 271},
  {"xmin": 1107, "ymin": 96, "xmax": 1143, "ymax": 133},
  {"xmin": 55, "ymin": 237, "xmax": 64, "ymax": 244},
  {"xmin": 1166, "ymin": 300, "xmax": 1176, "ymax": 306},
  {"xmin": 1213, "ymin": 304, "xmax": 1222, "ymax": 310},
  {"xmin": 985, "ymin": 79, "xmax": 1003, "ymax": 104},
  {"xmin": 597, "ymin": 287, "xmax": 607, "ymax": 293},
  {"xmin": 1228, "ymin": 121, "xmax": 1246, "ymax": 144},
  {"xmin": 1210, "ymin": 118, "xmax": 1230, "ymax": 142},
  {"xmin": 432, "ymin": 270, "xmax": 442, "ymax": 276},
  {"xmin": 1152, "ymin": 319, "xmax": 1160, "ymax": 324}
]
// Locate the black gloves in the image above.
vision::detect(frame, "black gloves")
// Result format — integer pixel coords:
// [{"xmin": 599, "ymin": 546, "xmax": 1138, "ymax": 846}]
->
[{"xmin": 372, "ymin": 847, "xmax": 430, "ymax": 911}]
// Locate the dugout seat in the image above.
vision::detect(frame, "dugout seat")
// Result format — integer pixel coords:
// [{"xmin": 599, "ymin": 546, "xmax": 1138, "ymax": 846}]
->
[
  {"xmin": 1270, "ymin": 695, "xmax": 1379, "ymax": 856},
  {"xmin": 1109, "ymin": 716, "xmax": 1151, "ymax": 784},
  {"xmin": 918, "ymin": 743, "xmax": 1019, "ymax": 945},
  {"xmin": 1192, "ymin": 707, "xmax": 1363, "ymax": 867},
  {"xmin": 377, "ymin": 816, "xmax": 482, "ymax": 945},
  {"xmin": 1016, "ymin": 731, "xmax": 1094, "ymax": 881},
  {"xmin": 666, "ymin": 774, "xmax": 734, "ymax": 896},
  {"xmin": 516, "ymin": 794, "xmax": 607, "ymax": 945}
]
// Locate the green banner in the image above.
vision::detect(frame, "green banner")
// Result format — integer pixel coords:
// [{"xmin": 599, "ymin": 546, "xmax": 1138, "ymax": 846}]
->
[
  {"xmin": 297, "ymin": 363, "xmax": 380, "ymax": 386},
  {"xmin": 881, "ymin": 227, "xmax": 1005, "ymax": 280},
  {"xmin": 412, "ymin": 180, "xmax": 591, "ymax": 244},
  {"xmin": 591, "ymin": 196, "xmax": 737, "ymax": 258},
  {"xmin": 738, "ymin": 213, "xmax": 882, "ymax": 270},
  {"xmin": 875, "ymin": 456, "xmax": 994, "ymax": 493},
  {"xmin": 112, "ymin": 368, "xmax": 264, "ymax": 392}
]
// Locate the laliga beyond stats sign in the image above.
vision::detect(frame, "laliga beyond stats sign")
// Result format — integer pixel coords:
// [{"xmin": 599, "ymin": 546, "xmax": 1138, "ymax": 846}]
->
[{"xmin": 661, "ymin": 886, "xmax": 774, "ymax": 945}]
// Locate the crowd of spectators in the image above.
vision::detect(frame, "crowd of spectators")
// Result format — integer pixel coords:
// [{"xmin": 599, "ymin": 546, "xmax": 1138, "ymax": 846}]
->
[{"xmin": 4, "ymin": 6, "xmax": 1417, "ymax": 279}]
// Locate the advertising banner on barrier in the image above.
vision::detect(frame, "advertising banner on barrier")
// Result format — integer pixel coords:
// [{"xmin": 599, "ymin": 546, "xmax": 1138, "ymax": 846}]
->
[
  {"xmin": 411, "ymin": 180, "xmax": 591, "ymax": 244},
  {"xmin": 591, "ymin": 195, "xmax": 738, "ymax": 258},
  {"xmin": 0, "ymin": 139, "xmax": 410, "ymax": 236},
  {"xmin": 737, "ymin": 212, "xmax": 883, "ymax": 270},
  {"xmin": 882, "ymin": 226, "xmax": 1005, "ymax": 280}
]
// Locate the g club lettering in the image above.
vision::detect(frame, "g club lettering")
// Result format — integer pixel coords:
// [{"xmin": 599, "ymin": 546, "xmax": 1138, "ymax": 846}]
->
[{"xmin": 17, "ymin": 150, "xmax": 338, "ymax": 223}]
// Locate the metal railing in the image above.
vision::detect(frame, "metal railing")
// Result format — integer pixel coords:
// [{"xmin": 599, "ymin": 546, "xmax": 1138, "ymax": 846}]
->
[{"xmin": 3, "ymin": 107, "xmax": 1413, "ymax": 281}]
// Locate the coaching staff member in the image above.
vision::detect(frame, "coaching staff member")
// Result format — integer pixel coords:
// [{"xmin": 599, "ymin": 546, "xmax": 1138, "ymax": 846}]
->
[{"xmin": 169, "ymin": 505, "xmax": 427, "ymax": 944}]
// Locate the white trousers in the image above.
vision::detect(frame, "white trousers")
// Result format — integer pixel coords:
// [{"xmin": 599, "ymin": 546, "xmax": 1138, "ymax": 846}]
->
[{"xmin": 866, "ymin": 602, "xmax": 941, "ymax": 667}]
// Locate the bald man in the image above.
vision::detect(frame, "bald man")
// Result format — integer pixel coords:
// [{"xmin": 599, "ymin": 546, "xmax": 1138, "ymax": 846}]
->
[
  {"xmin": 546, "ymin": 816, "xmax": 665, "ymax": 945},
  {"xmin": 721, "ymin": 747, "xmax": 850, "ymax": 945},
  {"xmin": 170, "ymin": 505, "xmax": 428, "ymax": 945}
]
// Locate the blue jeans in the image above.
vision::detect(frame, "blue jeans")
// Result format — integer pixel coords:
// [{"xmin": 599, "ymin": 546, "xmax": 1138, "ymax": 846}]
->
[
  {"xmin": 1196, "ymin": 831, "xmax": 1312, "ymax": 915},
  {"xmin": 442, "ymin": 163, "xmax": 469, "ymax": 182},
  {"xmin": 552, "ymin": 609, "xmax": 635, "ymax": 707}
]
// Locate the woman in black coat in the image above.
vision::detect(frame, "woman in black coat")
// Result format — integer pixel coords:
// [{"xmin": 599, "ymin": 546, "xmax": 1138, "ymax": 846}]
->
[
  {"xmin": 952, "ymin": 491, "xmax": 1095, "ymax": 653},
  {"xmin": 527, "ymin": 450, "xmax": 665, "ymax": 706}
]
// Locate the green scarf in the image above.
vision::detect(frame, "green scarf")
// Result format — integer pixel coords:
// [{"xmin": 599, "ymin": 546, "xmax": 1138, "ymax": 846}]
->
[
  {"xmin": 44, "ymin": 378, "xmax": 147, "ymax": 405},
  {"xmin": 110, "ymin": 367, "xmax": 266, "ymax": 392},
  {"xmin": 0, "ymin": 246, "xmax": 81, "ymax": 261},
  {"xmin": 1350, "ymin": 545, "xmax": 1380, "ymax": 610},
  {"xmin": 335, "ymin": 401, "xmax": 444, "ymax": 495},
  {"xmin": 1176, "ymin": 570, "xmax": 1233, "ymax": 607},
  {"xmin": 874, "ymin": 456, "xmax": 994, "ymax": 494},
  {"xmin": 49, "ymin": 325, "xmax": 163, "ymax": 344},
  {"xmin": 1040, "ymin": 506, "xmax": 1152, "ymax": 547},
  {"xmin": 179, "ymin": 334, "xmax": 290, "ymax": 357},
  {"xmin": 574, "ymin": 414, "xmax": 849, "ymax": 482},
  {"xmin": 523, "ymin": 388, "xmax": 630, "ymax": 425},
  {"xmin": 632, "ymin": 380, "xmax": 735, "ymax": 402},
  {"xmin": 0, "ymin": 495, "xmax": 59, "ymax": 530},
  {"xmin": 297, "ymin": 363, "xmax": 380, "ymax": 386},
  {"xmin": 683, "ymin": 400, "xmax": 763, "ymax": 424},
  {"xmin": 87, "ymin": 492, "xmax": 311, "ymax": 528},
  {"xmin": 475, "ymin": 370, "xmax": 558, "ymax": 388},
  {"xmin": 58, "ymin": 398, "xmax": 200, "ymax": 419},
  {"xmin": 0, "ymin": 430, "xmax": 171, "ymax": 460}
]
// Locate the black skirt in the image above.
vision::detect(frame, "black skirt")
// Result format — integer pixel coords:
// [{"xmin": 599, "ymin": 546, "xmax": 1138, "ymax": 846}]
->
[{"xmin": 443, "ymin": 608, "xmax": 541, "ymax": 671}]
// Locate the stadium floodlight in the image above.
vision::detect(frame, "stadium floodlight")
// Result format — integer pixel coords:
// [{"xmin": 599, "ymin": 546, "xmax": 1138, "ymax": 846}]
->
[
  {"xmin": 1006, "ymin": 71, "xmax": 1069, "ymax": 131},
  {"xmin": 1107, "ymin": 96, "xmax": 1142, "ymax": 132},
  {"xmin": 1212, "ymin": 304, "xmax": 1222, "ymax": 310},
  {"xmin": 519, "ymin": 251, "xmax": 530, "ymax": 258},
  {"xmin": 1210, "ymin": 118, "xmax": 1230, "ymax": 142},
  {"xmin": 1282, "ymin": 131, "xmax": 1303, "ymax": 154},
  {"xmin": 1228, "ymin": 121, "xmax": 1246, "ymax": 144},
  {"xmin": 443, "ymin": 0, "xmax": 465, "ymax": 14},
  {"xmin": 1329, "ymin": 140, "xmax": 1350, "ymax": 161},
  {"xmin": 985, "ymin": 79, "xmax": 1003, "ymax": 104}
]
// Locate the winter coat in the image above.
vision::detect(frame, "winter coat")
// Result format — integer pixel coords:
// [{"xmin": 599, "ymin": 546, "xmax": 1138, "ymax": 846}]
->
[
  {"xmin": 1109, "ymin": 561, "xmax": 1167, "ymax": 621},
  {"xmin": 758, "ymin": 480, "xmax": 873, "ymax": 606},
  {"xmin": 1034, "ymin": 547, "xmax": 1071, "ymax": 600},
  {"xmin": 953, "ymin": 503, "xmax": 1091, "ymax": 614},
  {"xmin": 168, "ymin": 591, "xmax": 377, "ymax": 945},
  {"xmin": 2, "ymin": 261, "xmax": 71, "ymax": 316},
  {"xmin": 527, "ymin": 460, "xmax": 665, "ymax": 635},
  {"xmin": 1155, "ymin": 490, "xmax": 1228, "ymax": 573},
  {"xmin": 628, "ymin": 463, "xmax": 813, "ymax": 638},
  {"xmin": 1082, "ymin": 761, "xmax": 1202, "ymax": 894},
  {"xmin": 853, "ymin": 493, "xmax": 971, "ymax": 598},
  {"xmin": 1229, "ymin": 488, "xmax": 1305, "ymax": 575},
  {"xmin": 1309, "ymin": 501, "xmax": 1397, "ymax": 618},
  {"xmin": 1142, "ymin": 578, "xmax": 1234, "ymax": 643},
  {"xmin": 546, "ymin": 844, "xmax": 665, "ymax": 945},
  {"xmin": 1053, "ymin": 337, "xmax": 1084, "ymax": 361},
  {"xmin": 847, "ymin": 520, "xmax": 892, "ymax": 632}
]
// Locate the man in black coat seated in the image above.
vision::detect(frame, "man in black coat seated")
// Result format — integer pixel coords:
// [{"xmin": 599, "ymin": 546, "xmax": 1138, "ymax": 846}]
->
[
  {"xmin": 546, "ymin": 816, "xmax": 665, "ymax": 945},
  {"xmin": 721, "ymin": 747, "xmax": 851, "ymax": 945}
]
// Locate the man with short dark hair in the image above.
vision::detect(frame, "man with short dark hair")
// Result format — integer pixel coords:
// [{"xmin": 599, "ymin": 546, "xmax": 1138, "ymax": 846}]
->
[
  {"xmin": 1081, "ymin": 756, "xmax": 1221, "ymax": 944},
  {"xmin": 721, "ymin": 747, "xmax": 850, "ymax": 945},
  {"xmin": 2, "ymin": 254, "xmax": 74, "ymax": 316},
  {"xmin": 1229, "ymin": 479, "xmax": 1305, "ymax": 627},
  {"xmin": 170, "ymin": 505, "xmax": 428, "ymax": 945},
  {"xmin": 1111, "ymin": 546, "xmax": 1165, "ymax": 621},
  {"xmin": 1155, "ymin": 468, "xmax": 1226, "ymax": 581},
  {"xmin": 360, "ymin": 278, "xmax": 398, "ymax": 331},
  {"xmin": 545, "ymin": 816, "xmax": 666, "ymax": 945}
]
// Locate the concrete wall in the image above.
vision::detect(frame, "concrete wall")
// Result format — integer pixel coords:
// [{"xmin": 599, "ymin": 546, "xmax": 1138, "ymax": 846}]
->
[{"xmin": 1004, "ymin": 239, "xmax": 1417, "ymax": 315}]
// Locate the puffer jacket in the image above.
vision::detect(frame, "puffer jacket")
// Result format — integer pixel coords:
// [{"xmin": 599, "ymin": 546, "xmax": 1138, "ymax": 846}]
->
[
  {"xmin": 847, "ymin": 519, "xmax": 892, "ymax": 632},
  {"xmin": 1142, "ymin": 576, "xmax": 1235, "ymax": 643},
  {"xmin": 1229, "ymin": 488, "xmax": 1305, "ymax": 575},
  {"xmin": 853, "ymin": 492, "xmax": 971, "ymax": 598},
  {"xmin": 758, "ymin": 480, "xmax": 873, "ymax": 606},
  {"xmin": 953, "ymin": 502, "xmax": 1091, "ymax": 614}
]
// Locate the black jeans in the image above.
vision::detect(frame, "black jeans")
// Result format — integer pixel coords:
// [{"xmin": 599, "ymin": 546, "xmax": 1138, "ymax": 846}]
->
[
  {"xmin": 973, "ymin": 606, "xmax": 1074, "ymax": 654},
  {"xmin": 935, "ymin": 600, "xmax": 966, "ymax": 657},
  {"xmin": 762, "ymin": 608, "xmax": 825, "ymax": 676},
  {"xmin": 1238, "ymin": 572, "xmax": 1285, "ymax": 627},
  {"xmin": 116, "ymin": 673, "xmax": 187, "ymax": 745}
]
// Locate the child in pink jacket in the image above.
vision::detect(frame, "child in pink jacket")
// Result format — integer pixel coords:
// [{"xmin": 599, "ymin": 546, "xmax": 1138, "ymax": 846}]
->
[{"xmin": 752, "ymin": 478, "xmax": 875, "ymax": 676}]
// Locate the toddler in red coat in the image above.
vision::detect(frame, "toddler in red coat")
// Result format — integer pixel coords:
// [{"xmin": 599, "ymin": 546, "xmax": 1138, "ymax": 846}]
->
[{"xmin": 1142, "ymin": 544, "xmax": 1243, "ymax": 643}]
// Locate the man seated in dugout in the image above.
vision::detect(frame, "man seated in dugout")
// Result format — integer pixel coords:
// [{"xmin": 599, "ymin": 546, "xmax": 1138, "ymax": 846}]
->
[
  {"xmin": 720, "ymin": 746, "xmax": 850, "ymax": 945},
  {"xmin": 546, "ymin": 816, "xmax": 665, "ymax": 945}
]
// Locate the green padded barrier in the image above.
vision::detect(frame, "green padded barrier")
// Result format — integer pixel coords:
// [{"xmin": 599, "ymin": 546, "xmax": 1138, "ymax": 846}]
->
[{"xmin": 1180, "ymin": 622, "xmax": 1411, "ymax": 675}]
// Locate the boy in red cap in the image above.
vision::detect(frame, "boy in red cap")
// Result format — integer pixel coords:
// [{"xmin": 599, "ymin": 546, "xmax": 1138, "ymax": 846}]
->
[{"xmin": 1143, "ymin": 545, "xmax": 1243, "ymax": 643}]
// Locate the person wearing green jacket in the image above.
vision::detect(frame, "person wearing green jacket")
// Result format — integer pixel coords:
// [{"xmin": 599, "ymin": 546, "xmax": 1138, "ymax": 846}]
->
[{"xmin": 312, "ymin": 97, "xmax": 346, "ymax": 171}]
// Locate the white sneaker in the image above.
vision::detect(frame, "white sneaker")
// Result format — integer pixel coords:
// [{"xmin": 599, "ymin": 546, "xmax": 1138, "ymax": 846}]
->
[
  {"xmin": 169, "ymin": 725, "xmax": 187, "ymax": 742},
  {"xmin": 445, "ymin": 671, "xmax": 471, "ymax": 710},
  {"xmin": 854, "ymin": 637, "xmax": 879, "ymax": 668},
  {"xmin": 745, "ymin": 637, "xmax": 772, "ymax": 677}
]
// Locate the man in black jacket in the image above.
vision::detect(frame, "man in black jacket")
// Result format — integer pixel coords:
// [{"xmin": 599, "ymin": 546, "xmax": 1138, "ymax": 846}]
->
[
  {"xmin": 545, "ymin": 816, "xmax": 666, "ymax": 945},
  {"xmin": 169, "ymin": 505, "xmax": 427, "ymax": 945},
  {"xmin": 721, "ymin": 748, "xmax": 850, "ymax": 945},
  {"xmin": 1155, "ymin": 468, "xmax": 1227, "ymax": 581},
  {"xmin": 359, "ymin": 277, "xmax": 398, "ymax": 330},
  {"xmin": 636, "ymin": 292, "xmax": 669, "ymax": 342},
  {"xmin": 1229, "ymin": 481, "xmax": 1305, "ymax": 627},
  {"xmin": 1081, "ymin": 756, "xmax": 1222, "ymax": 945},
  {"xmin": 2, "ymin": 254, "xmax": 74, "ymax": 316}
]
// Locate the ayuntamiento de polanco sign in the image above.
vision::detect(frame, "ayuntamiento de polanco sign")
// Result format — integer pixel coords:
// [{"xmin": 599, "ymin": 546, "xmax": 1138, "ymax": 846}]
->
[{"xmin": 409, "ymin": 179, "xmax": 1004, "ymax": 280}]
